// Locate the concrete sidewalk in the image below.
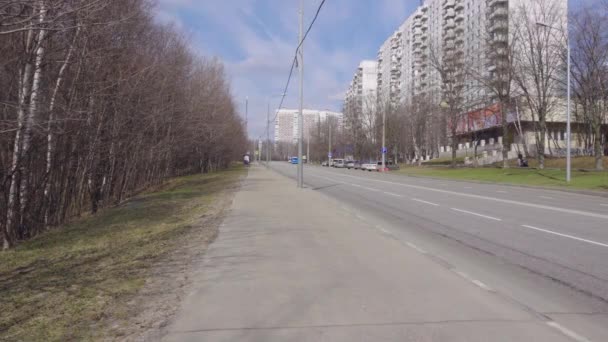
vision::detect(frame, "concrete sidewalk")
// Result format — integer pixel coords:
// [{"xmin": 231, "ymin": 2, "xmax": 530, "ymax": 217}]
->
[{"xmin": 163, "ymin": 167, "xmax": 573, "ymax": 342}]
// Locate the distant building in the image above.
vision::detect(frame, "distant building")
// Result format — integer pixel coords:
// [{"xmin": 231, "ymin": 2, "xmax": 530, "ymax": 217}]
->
[
  {"xmin": 344, "ymin": 60, "xmax": 378, "ymax": 140},
  {"xmin": 274, "ymin": 109, "xmax": 343, "ymax": 144}
]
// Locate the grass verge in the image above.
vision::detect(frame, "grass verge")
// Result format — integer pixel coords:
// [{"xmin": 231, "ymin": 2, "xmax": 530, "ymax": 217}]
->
[
  {"xmin": 0, "ymin": 167, "xmax": 245, "ymax": 341},
  {"xmin": 396, "ymin": 164, "xmax": 608, "ymax": 191}
]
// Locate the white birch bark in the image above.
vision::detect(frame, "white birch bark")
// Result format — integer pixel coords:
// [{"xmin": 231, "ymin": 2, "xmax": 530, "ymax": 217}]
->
[
  {"xmin": 4, "ymin": 26, "xmax": 35, "ymax": 250},
  {"xmin": 18, "ymin": 0, "xmax": 48, "ymax": 228},
  {"xmin": 44, "ymin": 27, "xmax": 80, "ymax": 227}
]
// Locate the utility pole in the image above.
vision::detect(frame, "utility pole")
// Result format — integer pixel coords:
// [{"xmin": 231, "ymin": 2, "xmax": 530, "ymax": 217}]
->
[
  {"xmin": 245, "ymin": 96, "xmax": 249, "ymax": 156},
  {"xmin": 382, "ymin": 106, "xmax": 386, "ymax": 171},
  {"xmin": 266, "ymin": 102, "xmax": 270, "ymax": 167},
  {"xmin": 297, "ymin": 0, "xmax": 304, "ymax": 188},
  {"xmin": 566, "ymin": 31, "xmax": 571, "ymax": 183},
  {"xmin": 328, "ymin": 119, "xmax": 332, "ymax": 162}
]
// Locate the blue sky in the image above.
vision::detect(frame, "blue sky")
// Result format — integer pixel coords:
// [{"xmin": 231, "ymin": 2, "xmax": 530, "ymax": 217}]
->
[{"xmin": 156, "ymin": 0, "xmax": 420, "ymax": 138}]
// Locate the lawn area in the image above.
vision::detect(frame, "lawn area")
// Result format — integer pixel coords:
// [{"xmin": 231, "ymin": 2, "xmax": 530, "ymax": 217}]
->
[
  {"xmin": 397, "ymin": 163, "xmax": 608, "ymax": 191},
  {"xmin": 0, "ymin": 167, "xmax": 245, "ymax": 341}
]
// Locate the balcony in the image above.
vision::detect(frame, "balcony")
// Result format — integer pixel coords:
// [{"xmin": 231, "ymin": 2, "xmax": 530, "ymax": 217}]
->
[
  {"xmin": 444, "ymin": 9, "xmax": 455, "ymax": 19},
  {"xmin": 455, "ymin": 11, "xmax": 464, "ymax": 22},
  {"xmin": 488, "ymin": 0, "xmax": 508, "ymax": 8},
  {"xmin": 490, "ymin": 20, "xmax": 508, "ymax": 32},
  {"xmin": 489, "ymin": 7, "xmax": 508, "ymax": 20}
]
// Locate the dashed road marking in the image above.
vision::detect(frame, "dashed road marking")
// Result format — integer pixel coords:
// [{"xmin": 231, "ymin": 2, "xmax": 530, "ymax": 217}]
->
[
  {"xmin": 546, "ymin": 321, "xmax": 591, "ymax": 342},
  {"xmin": 452, "ymin": 270, "xmax": 493, "ymax": 291},
  {"xmin": 384, "ymin": 191, "xmax": 403, "ymax": 197},
  {"xmin": 540, "ymin": 196, "xmax": 555, "ymax": 200},
  {"xmin": 324, "ymin": 172, "xmax": 608, "ymax": 220},
  {"xmin": 497, "ymin": 190, "xmax": 508, "ymax": 194},
  {"xmin": 451, "ymin": 208, "xmax": 502, "ymax": 221},
  {"xmin": 411, "ymin": 198, "xmax": 440, "ymax": 206},
  {"xmin": 521, "ymin": 225, "xmax": 608, "ymax": 248},
  {"xmin": 406, "ymin": 242, "xmax": 427, "ymax": 254}
]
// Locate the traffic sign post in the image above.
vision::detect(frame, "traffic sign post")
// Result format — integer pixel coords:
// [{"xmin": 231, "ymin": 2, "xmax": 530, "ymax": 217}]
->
[
  {"xmin": 328, "ymin": 152, "xmax": 332, "ymax": 158},
  {"xmin": 382, "ymin": 147, "xmax": 387, "ymax": 154}
]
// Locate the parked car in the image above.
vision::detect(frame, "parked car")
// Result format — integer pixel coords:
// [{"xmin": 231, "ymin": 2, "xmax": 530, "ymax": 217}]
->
[
  {"xmin": 353, "ymin": 161, "xmax": 363, "ymax": 170},
  {"xmin": 361, "ymin": 161, "xmax": 378, "ymax": 171},
  {"xmin": 346, "ymin": 160, "xmax": 358, "ymax": 169},
  {"xmin": 321, "ymin": 160, "xmax": 329, "ymax": 167},
  {"xmin": 333, "ymin": 159, "xmax": 346, "ymax": 168}
]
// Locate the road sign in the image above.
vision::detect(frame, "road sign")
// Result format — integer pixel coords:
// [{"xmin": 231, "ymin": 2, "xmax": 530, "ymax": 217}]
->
[
  {"xmin": 328, "ymin": 153, "xmax": 332, "ymax": 158},
  {"xmin": 382, "ymin": 147, "xmax": 388, "ymax": 154}
]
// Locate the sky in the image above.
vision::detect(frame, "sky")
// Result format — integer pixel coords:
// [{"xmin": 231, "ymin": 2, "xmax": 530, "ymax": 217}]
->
[{"xmin": 155, "ymin": 0, "xmax": 420, "ymax": 139}]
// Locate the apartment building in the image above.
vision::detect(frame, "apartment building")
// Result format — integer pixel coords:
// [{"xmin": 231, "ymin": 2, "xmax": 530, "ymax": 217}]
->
[
  {"xmin": 274, "ymin": 109, "xmax": 343, "ymax": 144},
  {"xmin": 344, "ymin": 60, "xmax": 378, "ymax": 133}
]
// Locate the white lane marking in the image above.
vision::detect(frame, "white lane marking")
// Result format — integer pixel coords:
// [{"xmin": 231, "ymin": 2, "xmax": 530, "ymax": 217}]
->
[
  {"xmin": 521, "ymin": 225, "xmax": 608, "ymax": 248},
  {"xmin": 546, "ymin": 321, "xmax": 591, "ymax": 342},
  {"xmin": 601, "ymin": 204, "xmax": 608, "ymax": 207},
  {"xmin": 540, "ymin": 196, "xmax": 555, "ymax": 200},
  {"xmin": 406, "ymin": 242, "xmax": 427, "ymax": 254},
  {"xmin": 453, "ymin": 270, "xmax": 493, "ymax": 291},
  {"xmin": 497, "ymin": 190, "xmax": 508, "ymax": 194},
  {"xmin": 384, "ymin": 191, "xmax": 403, "ymax": 197},
  {"xmin": 451, "ymin": 208, "xmax": 502, "ymax": 221},
  {"xmin": 324, "ymin": 172, "xmax": 608, "ymax": 220},
  {"xmin": 377, "ymin": 226, "xmax": 391, "ymax": 235},
  {"xmin": 411, "ymin": 198, "xmax": 440, "ymax": 207},
  {"xmin": 463, "ymin": 186, "xmax": 473, "ymax": 189}
]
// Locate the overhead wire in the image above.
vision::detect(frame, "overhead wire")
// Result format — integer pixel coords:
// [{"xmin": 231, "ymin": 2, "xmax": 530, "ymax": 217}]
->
[{"xmin": 267, "ymin": 0, "xmax": 328, "ymax": 128}]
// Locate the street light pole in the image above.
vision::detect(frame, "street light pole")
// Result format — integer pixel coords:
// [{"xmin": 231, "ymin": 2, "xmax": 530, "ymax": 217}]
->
[
  {"xmin": 297, "ymin": 0, "xmax": 304, "ymax": 188},
  {"xmin": 566, "ymin": 35, "xmax": 571, "ymax": 183},
  {"xmin": 266, "ymin": 102, "xmax": 270, "ymax": 167},
  {"xmin": 382, "ymin": 107, "xmax": 386, "ymax": 171},
  {"xmin": 536, "ymin": 21, "xmax": 571, "ymax": 183},
  {"xmin": 328, "ymin": 119, "xmax": 332, "ymax": 162}
]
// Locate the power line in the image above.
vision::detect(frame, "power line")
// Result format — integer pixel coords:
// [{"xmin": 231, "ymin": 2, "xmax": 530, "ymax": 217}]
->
[{"xmin": 268, "ymin": 0, "xmax": 327, "ymax": 126}]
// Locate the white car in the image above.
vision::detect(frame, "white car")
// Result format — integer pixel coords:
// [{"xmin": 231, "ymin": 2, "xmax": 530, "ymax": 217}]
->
[
  {"xmin": 333, "ymin": 159, "xmax": 346, "ymax": 168},
  {"xmin": 361, "ymin": 161, "xmax": 378, "ymax": 171}
]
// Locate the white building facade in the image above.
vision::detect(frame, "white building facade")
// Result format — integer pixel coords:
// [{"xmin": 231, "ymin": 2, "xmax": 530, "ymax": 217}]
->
[{"xmin": 274, "ymin": 109, "xmax": 343, "ymax": 144}]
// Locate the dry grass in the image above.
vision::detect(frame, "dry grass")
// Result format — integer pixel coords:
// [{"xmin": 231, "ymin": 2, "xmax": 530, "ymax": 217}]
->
[{"xmin": 0, "ymin": 167, "xmax": 245, "ymax": 341}]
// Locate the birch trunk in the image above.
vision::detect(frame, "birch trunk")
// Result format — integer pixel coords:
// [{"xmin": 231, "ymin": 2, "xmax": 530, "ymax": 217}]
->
[
  {"xmin": 3, "ymin": 27, "xmax": 35, "ymax": 250},
  {"xmin": 19, "ymin": 0, "xmax": 48, "ymax": 230},
  {"xmin": 44, "ymin": 27, "xmax": 80, "ymax": 227}
]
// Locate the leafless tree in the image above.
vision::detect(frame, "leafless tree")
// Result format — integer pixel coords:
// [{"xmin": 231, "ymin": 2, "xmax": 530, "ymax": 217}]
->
[
  {"xmin": 570, "ymin": 4, "xmax": 608, "ymax": 170},
  {"xmin": 0, "ymin": 0, "xmax": 247, "ymax": 249},
  {"xmin": 512, "ymin": 0, "xmax": 567, "ymax": 169},
  {"xmin": 430, "ymin": 43, "xmax": 467, "ymax": 168}
]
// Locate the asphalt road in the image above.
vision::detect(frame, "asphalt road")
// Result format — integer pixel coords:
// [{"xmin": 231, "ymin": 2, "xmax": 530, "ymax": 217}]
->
[
  {"xmin": 165, "ymin": 167, "xmax": 583, "ymax": 341},
  {"xmin": 270, "ymin": 162, "xmax": 608, "ymax": 341}
]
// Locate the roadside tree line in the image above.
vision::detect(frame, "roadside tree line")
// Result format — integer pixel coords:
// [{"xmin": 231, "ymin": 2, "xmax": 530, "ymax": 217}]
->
[
  {"xmin": 0, "ymin": 0, "xmax": 247, "ymax": 249},
  {"xmin": 341, "ymin": 0, "xmax": 607, "ymax": 170}
]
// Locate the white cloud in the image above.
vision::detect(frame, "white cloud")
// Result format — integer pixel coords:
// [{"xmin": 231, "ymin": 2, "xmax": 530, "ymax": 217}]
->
[{"xmin": 153, "ymin": 0, "xmax": 416, "ymax": 138}]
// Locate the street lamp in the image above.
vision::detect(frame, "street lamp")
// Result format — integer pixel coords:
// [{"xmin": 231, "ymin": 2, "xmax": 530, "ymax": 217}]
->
[
  {"xmin": 266, "ymin": 93, "xmax": 287, "ymax": 167},
  {"xmin": 536, "ymin": 21, "xmax": 571, "ymax": 183}
]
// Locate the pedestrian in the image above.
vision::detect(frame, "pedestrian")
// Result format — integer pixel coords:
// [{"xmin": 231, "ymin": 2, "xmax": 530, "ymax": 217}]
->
[{"xmin": 243, "ymin": 154, "xmax": 250, "ymax": 166}]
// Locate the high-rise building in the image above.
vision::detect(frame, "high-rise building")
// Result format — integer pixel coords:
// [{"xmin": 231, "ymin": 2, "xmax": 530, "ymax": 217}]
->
[
  {"xmin": 274, "ymin": 109, "xmax": 343, "ymax": 144},
  {"xmin": 344, "ymin": 60, "xmax": 378, "ymax": 138},
  {"xmin": 369, "ymin": 0, "xmax": 567, "ymax": 111}
]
